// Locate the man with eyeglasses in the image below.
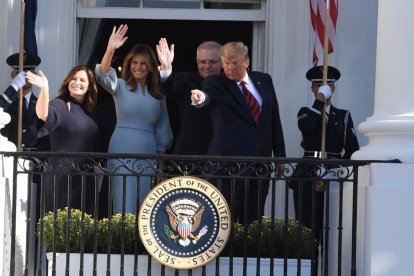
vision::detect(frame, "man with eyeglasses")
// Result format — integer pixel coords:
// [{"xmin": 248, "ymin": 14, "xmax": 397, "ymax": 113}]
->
[
  {"xmin": 191, "ymin": 41, "xmax": 286, "ymax": 224},
  {"xmin": 1, "ymin": 52, "xmax": 49, "ymax": 151},
  {"xmin": 157, "ymin": 39, "xmax": 222, "ymax": 156}
]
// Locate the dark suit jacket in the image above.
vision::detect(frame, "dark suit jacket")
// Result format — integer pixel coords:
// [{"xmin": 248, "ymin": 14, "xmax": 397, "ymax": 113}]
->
[
  {"xmin": 201, "ymin": 71, "xmax": 286, "ymax": 157},
  {"xmin": 1, "ymin": 86, "xmax": 49, "ymax": 150},
  {"xmin": 162, "ymin": 72, "xmax": 213, "ymax": 155}
]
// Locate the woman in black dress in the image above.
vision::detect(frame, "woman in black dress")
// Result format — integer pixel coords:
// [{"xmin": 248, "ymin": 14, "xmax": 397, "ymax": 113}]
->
[{"xmin": 27, "ymin": 65, "xmax": 99, "ymax": 214}]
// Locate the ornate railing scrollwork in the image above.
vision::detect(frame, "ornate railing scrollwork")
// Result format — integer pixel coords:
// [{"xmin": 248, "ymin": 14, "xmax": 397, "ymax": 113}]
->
[{"xmin": 4, "ymin": 152, "xmax": 369, "ymax": 183}]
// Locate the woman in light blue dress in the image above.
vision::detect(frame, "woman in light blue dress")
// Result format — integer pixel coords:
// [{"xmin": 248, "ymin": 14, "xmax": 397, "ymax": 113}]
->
[{"xmin": 95, "ymin": 24, "xmax": 173, "ymax": 214}]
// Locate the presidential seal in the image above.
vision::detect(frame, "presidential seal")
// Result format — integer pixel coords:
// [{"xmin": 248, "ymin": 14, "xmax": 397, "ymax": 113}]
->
[{"xmin": 138, "ymin": 176, "xmax": 231, "ymax": 269}]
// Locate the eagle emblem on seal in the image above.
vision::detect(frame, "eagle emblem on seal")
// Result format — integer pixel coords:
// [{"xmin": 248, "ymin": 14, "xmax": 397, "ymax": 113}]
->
[{"xmin": 165, "ymin": 198, "xmax": 208, "ymax": 247}]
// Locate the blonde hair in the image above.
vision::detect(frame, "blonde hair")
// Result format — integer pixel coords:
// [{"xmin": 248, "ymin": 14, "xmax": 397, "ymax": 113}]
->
[{"xmin": 220, "ymin": 41, "xmax": 249, "ymax": 61}]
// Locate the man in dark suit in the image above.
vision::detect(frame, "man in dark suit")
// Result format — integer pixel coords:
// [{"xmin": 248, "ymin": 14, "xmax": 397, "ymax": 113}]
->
[
  {"xmin": 157, "ymin": 40, "xmax": 221, "ymax": 156},
  {"xmin": 291, "ymin": 65, "xmax": 360, "ymax": 274},
  {"xmin": 191, "ymin": 41, "xmax": 286, "ymax": 223},
  {"xmin": 1, "ymin": 52, "xmax": 49, "ymax": 151}
]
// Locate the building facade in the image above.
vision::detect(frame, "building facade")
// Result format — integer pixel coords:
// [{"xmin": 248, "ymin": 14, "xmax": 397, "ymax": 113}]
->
[
  {"xmin": 1, "ymin": 0, "xmax": 378, "ymax": 157},
  {"xmin": 5, "ymin": 1, "xmax": 414, "ymax": 275}
]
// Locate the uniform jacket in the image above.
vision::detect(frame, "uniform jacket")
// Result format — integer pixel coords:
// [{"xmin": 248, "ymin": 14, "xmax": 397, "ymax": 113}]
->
[
  {"xmin": 297, "ymin": 99, "xmax": 359, "ymax": 158},
  {"xmin": 201, "ymin": 71, "xmax": 286, "ymax": 157},
  {"xmin": 1, "ymin": 85, "xmax": 49, "ymax": 150}
]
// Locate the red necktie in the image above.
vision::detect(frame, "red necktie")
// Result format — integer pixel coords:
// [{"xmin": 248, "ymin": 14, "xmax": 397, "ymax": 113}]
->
[{"xmin": 240, "ymin": 81, "xmax": 261, "ymax": 126}]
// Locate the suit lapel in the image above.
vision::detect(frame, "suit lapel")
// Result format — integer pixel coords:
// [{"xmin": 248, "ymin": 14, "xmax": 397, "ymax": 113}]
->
[
  {"xmin": 248, "ymin": 72, "xmax": 264, "ymax": 99},
  {"xmin": 224, "ymin": 77, "xmax": 250, "ymax": 113},
  {"xmin": 223, "ymin": 73, "xmax": 266, "ymax": 126}
]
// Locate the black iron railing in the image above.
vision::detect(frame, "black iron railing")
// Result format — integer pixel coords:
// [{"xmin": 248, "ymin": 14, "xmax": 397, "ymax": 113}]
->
[{"xmin": 0, "ymin": 151, "xmax": 376, "ymax": 276}]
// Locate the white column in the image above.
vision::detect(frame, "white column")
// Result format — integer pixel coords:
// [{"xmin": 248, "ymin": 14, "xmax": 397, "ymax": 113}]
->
[
  {"xmin": 350, "ymin": 2, "xmax": 414, "ymax": 275},
  {"xmin": 0, "ymin": 109, "xmax": 37, "ymax": 275},
  {"xmin": 352, "ymin": 0, "xmax": 414, "ymax": 163},
  {"xmin": 360, "ymin": 163, "xmax": 414, "ymax": 276},
  {"xmin": 0, "ymin": 108, "xmax": 16, "ymax": 275}
]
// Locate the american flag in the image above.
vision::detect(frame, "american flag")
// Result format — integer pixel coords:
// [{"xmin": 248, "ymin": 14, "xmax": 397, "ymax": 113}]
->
[
  {"xmin": 24, "ymin": 0, "xmax": 39, "ymax": 60},
  {"xmin": 310, "ymin": 0, "xmax": 338, "ymax": 66}
]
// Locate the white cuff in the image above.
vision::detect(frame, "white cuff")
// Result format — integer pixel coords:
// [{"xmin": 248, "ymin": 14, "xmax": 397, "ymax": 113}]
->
[{"xmin": 159, "ymin": 68, "xmax": 172, "ymax": 81}]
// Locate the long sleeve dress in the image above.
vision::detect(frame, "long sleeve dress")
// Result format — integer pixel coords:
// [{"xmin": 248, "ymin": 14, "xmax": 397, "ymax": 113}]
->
[
  {"xmin": 38, "ymin": 96, "xmax": 100, "ymax": 214},
  {"xmin": 95, "ymin": 66, "xmax": 173, "ymax": 214}
]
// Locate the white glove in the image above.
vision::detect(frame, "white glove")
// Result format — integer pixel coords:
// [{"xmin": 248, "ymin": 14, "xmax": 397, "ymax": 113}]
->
[
  {"xmin": 318, "ymin": 84, "xmax": 332, "ymax": 99},
  {"xmin": 11, "ymin": 71, "xmax": 26, "ymax": 91}
]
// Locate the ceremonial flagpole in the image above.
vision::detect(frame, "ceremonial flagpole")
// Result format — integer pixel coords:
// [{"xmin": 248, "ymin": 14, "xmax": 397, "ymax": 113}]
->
[
  {"xmin": 17, "ymin": 0, "xmax": 26, "ymax": 152},
  {"xmin": 320, "ymin": 0, "xmax": 331, "ymax": 159},
  {"xmin": 11, "ymin": 3, "xmax": 26, "ymax": 275},
  {"xmin": 318, "ymin": 2, "xmax": 332, "ymax": 274}
]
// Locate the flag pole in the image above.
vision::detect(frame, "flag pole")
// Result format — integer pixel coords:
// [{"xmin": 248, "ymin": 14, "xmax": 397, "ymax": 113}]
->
[
  {"xmin": 17, "ymin": 0, "xmax": 26, "ymax": 152},
  {"xmin": 320, "ymin": 0, "xmax": 331, "ymax": 159}
]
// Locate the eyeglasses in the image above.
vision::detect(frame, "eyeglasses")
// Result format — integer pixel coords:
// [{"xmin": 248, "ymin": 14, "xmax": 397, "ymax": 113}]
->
[{"xmin": 197, "ymin": 59, "xmax": 220, "ymax": 66}]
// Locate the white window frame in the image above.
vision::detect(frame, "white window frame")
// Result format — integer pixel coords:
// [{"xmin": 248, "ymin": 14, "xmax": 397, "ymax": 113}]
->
[{"xmin": 76, "ymin": 0, "xmax": 267, "ymax": 71}]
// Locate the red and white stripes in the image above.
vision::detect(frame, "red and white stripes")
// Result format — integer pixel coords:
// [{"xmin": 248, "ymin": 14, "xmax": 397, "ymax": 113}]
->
[{"xmin": 310, "ymin": 0, "xmax": 338, "ymax": 66}]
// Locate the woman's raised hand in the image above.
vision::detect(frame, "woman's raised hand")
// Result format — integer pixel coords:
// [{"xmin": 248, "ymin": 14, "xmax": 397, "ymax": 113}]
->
[
  {"xmin": 108, "ymin": 24, "xmax": 129, "ymax": 51},
  {"xmin": 26, "ymin": 70, "xmax": 48, "ymax": 89}
]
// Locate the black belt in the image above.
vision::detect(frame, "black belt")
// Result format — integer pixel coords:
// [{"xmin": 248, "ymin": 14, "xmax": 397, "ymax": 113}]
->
[{"xmin": 303, "ymin": 151, "xmax": 341, "ymax": 159}]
